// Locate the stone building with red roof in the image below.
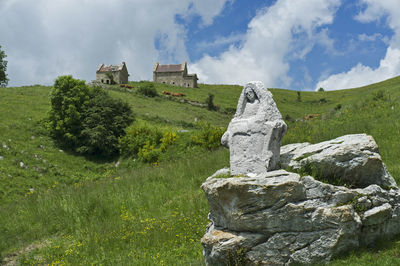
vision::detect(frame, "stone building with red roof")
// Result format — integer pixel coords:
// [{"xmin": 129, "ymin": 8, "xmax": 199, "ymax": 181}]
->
[
  {"xmin": 96, "ymin": 62, "xmax": 129, "ymax": 84},
  {"xmin": 153, "ymin": 62, "xmax": 198, "ymax": 88}
]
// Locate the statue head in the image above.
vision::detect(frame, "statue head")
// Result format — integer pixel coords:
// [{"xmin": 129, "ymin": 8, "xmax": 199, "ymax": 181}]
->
[
  {"xmin": 235, "ymin": 81, "xmax": 282, "ymax": 121},
  {"xmin": 244, "ymin": 85, "xmax": 257, "ymax": 103}
]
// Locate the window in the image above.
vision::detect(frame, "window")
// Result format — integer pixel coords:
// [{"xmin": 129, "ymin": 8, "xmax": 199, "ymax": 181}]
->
[
  {"xmin": 106, "ymin": 80, "xmax": 109, "ymax": 84},
  {"xmin": 101, "ymin": 79, "xmax": 104, "ymax": 83}
]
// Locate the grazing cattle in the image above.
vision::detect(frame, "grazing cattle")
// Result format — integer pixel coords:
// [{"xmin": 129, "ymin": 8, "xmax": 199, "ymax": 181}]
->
[
  {"xmin": 120, "ymin": 84, "xmax": 126, "ymax": 87},
  {"xmin": 304, "ymin": 113, "xmax": 319, "ymax": 120},
  {"xmin": 162, "ymin": 90, "xmax": 185, "ymax": 97},
  {"xmin": 171, "ymin": 92, "xmax": 185, "ymax": 97}
]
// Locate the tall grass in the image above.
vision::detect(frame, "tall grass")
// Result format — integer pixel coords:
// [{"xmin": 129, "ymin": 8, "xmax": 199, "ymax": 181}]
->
[
  {"xmin": 283, "ymin": 90, "xmax": 400, "ymax": 182},
  {"xmin": 0, "ymin": 149, "xmax": 229, "ymax": 265}
]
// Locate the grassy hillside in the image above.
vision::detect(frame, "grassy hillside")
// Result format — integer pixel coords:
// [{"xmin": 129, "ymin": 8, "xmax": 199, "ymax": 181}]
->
[{"xmin": 2, "ymin": 77, "xmax": 400, "ymax": 265}]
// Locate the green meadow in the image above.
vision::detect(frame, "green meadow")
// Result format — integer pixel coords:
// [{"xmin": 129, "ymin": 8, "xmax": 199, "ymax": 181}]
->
[{"xmin": 1, "ymin": 77, "xmax": 400, "ymax": 265}]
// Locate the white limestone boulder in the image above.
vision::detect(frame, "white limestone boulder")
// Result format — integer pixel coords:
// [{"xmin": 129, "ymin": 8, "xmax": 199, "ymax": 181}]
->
[
  {"xmin": 280, "ymin": 134, "xmax": 397, "ymax": 188},
  {"xmin": 201, "ymin": 170, "xmax": 400, "ymax": 265}
]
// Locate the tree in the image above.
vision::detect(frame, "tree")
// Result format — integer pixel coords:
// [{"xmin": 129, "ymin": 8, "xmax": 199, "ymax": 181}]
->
[
  {"xmin": 48, "ymin": 75, "xmax": 134, "ymax": 156},
  {"xmin": 78, "ymin": 87, "xmax": 134, "ymax": 155},
  {"xmin": 205, "ymin": 93, "xmax": 217, "ymax": 111},
  {"xmin": 0, "ymin": 45, "xmax": 8, "ymax": 87},
  {"xmin": 48, "ymin": 75, "xmax": 91, "ymax": 147},
  {"xmin": 296, "ymin": 91, "xmax": 302, "ymax": 102}
]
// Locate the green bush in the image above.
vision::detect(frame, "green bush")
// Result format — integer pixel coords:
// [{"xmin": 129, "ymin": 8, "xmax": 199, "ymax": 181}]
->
[
  {"xmin": 160, "ymin": 131, "xmax": 178, "ymax": 151},
  {"xmin": 138, "ymin": 141, "xmax": 162, "ymax": 163},
  {"xmin": 106, "ymin": 73, "xmax": 116, "ymax": 85},
  {"xmin": 296, "ymin": 91, "xmax": 302, "ymax": 102},
  {"xmin": 190, "ymin": 122, "xmax": 225, "ymax": 150},
  {"xmin": 48, "ymin": 75, "xmax": 134, "ymax": 156},
  {"xmin": 48, "ymin": 75, "xmax": 91, "ymax": 147},
  {"xmin": 205, "ymin": 93, "xmax": 218, "ymax": 111},
  {"xmin": 119, "ymin": 123, "xmax": 178, "ymax": 163},
  {"xmin": 78, "ymin": 87, "xmax": 134, "ymax": 155},
  {"xmin": 119, "ymin": 123, "xmax": 162, "ymax": 157},
  {"xmin": 0, "ymin": 45, "xmax": 8, "ymax": 87},
  {"xmin": 137, "ymin": 82, "xmax": 158, "ymax": 97},
  {"xmin": 372, "ymin": 90, "xmax": 385, "ymax": 101}
]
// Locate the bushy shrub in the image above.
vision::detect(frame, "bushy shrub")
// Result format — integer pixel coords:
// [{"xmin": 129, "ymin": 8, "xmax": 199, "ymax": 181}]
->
[
  {"xmin": 78, "ymin": 87, "xmax": 134, "ymax": 155},
  {"xmin": 190, "ymin": 122, "xmax": 225, "ymax": 150},
  {"xmin": 119, "ymin": 123, "xmax": 178, "ymax": 163},
  {"xmin": 205, "ymin": 93, "xmax": 218, "ymax": 111},
  {"xmin": 160, "ymin": 131, "xmax": 177, "ymax": 151},
  {"xmin": 0, "ymin": 45, "xmax": 8, "ymax": 87},
  {"xmin": 334, "ymin": 104, "xmax": 342, "ymax": 111},
  {"xmin": 319, "ymin": 98, "xmax": 327, "ymax": 104},
  {"xmin": 119, "ymin": 123, "xmax": 162, "ymax": 157},
  {"xmin": 48, "ymin": 75, "xmax": 134, "ymax": 156},
  {"xmin": 48, "ymin": 75, "xmax": 91, "ymax": 147},
  {"xmin": 106, "ymin": 73, "xmax": 116, "ymax": 85},
  {"xmin": 372, "ymin": 90, "xmax": 385, "ymax": 101},
  {"xmin": 296, "ymin": 91, "xmax": 302, "ymax": 102},
  {"xmin": 137, "ymin": 82, "xmax": 158, "ymax": 97},
  {"xmin": 138, "ymin": 141, "xmax": 162, "ymax": 163}
]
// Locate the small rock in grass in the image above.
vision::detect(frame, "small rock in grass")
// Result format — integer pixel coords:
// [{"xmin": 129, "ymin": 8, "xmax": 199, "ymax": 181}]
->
[{"xmin": 19, "ymin": 161, "xmax": 27, "ymax": 168}]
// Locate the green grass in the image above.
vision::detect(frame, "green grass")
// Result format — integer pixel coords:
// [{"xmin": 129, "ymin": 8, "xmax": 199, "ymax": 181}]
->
[
  {"xmin": 1, "ymin": 149, "xmax": 228, "ymax": 265},
  {"xmin": 2, "ymin": 77, "xmax": 400, "ymax": 264},
  {"xmin": 0, "ymin": 86, "xmax": 117, "ymax": 204}
]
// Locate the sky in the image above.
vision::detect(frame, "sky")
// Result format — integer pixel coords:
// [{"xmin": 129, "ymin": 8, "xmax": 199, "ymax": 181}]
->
[{"xmin": 1, "ymin": 0, "xmax": 400, "ymax": 91}]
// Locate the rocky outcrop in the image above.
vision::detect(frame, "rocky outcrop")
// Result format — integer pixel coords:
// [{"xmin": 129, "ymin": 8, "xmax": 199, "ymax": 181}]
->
[
  {"xmin": 202, "ymin": 134, "xmax": 399, "ymax": 265},
  {"xmin": 204, "ymin": 80, "xmax": 398, "ymax": 265},
  {"xmin": 201, "ymin": 170, "xmax": 400, "ymax": 265},
  {"xmin": 280, "ymin": 134, "xmax": 397, "ymax": 188}
]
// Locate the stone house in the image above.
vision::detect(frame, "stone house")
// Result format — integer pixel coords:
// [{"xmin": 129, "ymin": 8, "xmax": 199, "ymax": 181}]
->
[
  {"xmin": 153, "ymin": 62, "xmax": 198, "ymax": 88},
  {"xmin": 96, "ymin": 62, "xmax": 129, "ymax": 84}
]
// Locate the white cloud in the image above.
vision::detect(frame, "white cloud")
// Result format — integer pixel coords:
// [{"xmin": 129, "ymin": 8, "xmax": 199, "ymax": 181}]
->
[
  {"xmin": 190, "ymin": 0, "xmax": 232, "ymax": 26},
  {"xmin": 0, "ymin": 0, "xmax": 228, "ymax": 86},
  {"xmin": 191, "ymin": 0, "xmax": 341, "ymax": 87},
  {"xmin": 316, "ymin": 47, "xmax": 400, "ymax": 90},
  {"xmin": 195, "ymin": 32, "xmax": 245, "ymax": 52},
  {"xmin": 358, "ymin": 33, "xmax": 382, "ymax": 42},
  {"xmin": 316, "ymin": 0, "xmax": 400, "ymax": 90}
]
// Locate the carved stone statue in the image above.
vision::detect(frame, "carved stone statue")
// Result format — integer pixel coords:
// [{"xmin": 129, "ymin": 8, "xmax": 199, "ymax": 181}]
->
[{"xmin": 221, "ymin": 81, "xmax": 287, "ymax": 175}]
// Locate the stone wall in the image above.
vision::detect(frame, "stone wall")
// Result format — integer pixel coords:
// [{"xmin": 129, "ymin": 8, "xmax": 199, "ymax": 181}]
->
[
  {"xmin": 96, "ymin": 63, "xmax": 129, "ymax": 84},
  {"xmin": 96, "ymin": 71, "xmax": 128, "ymax": 84},
  {"xmin": 153, "ymin": 72, "xmax": 197, "ymax": 87}
]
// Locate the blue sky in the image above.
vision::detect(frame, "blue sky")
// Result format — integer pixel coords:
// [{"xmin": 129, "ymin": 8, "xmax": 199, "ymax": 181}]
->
[{"xmin": 1, "ymin": 0, "xmax": 400, "ymax": 90}]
